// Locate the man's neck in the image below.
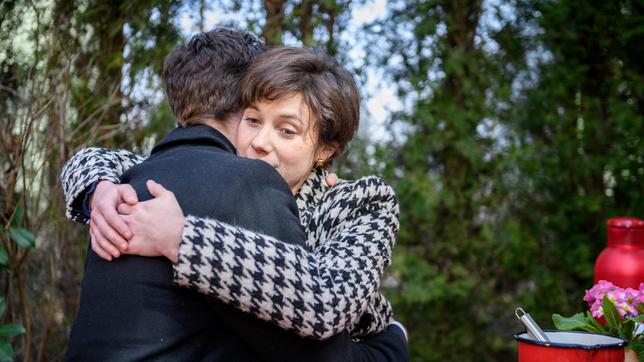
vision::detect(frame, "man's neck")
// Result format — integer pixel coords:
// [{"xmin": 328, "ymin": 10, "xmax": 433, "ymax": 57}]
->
[{"xmin": 199, "ymin": 116, "xmax": 240, "ymax": 146}]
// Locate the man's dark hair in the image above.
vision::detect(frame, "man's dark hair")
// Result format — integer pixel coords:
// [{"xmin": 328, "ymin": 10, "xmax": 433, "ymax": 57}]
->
[
  {"xmin": 240, "ymin": 47, "xmax": 360, "ymax": 164},
  {"xmin": 163, "ymin": 27, "xmax": 264, "ymax": 126}
]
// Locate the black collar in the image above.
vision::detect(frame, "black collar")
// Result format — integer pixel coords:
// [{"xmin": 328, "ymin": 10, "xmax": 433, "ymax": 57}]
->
[{"xmin": 151, "ymin": 125, "xmax": 237, "ymax": 155}]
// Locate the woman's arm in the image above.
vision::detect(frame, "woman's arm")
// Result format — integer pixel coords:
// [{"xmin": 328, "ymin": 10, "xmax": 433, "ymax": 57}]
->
[
  {"xmin": 350, "ymin": 292, "xmax": 394, "ymax": 338},
  {"xmin": 174, "ymin": 176, "xmax": 399, "ymax": 340},
  {"xmin": 60, "ymin": 147, "xmax": 146, "ymax": 223}
]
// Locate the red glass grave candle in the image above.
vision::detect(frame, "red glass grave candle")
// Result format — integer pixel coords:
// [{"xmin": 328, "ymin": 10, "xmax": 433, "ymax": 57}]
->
[{"xmin": 594, "ymin": 217, "xmax": 644, "ymax": 289}]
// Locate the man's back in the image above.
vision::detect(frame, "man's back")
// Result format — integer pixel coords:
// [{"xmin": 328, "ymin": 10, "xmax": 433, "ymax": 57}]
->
[{"xmin": 65, "ymin": 126, "xmax": 308, "ymax": 361}]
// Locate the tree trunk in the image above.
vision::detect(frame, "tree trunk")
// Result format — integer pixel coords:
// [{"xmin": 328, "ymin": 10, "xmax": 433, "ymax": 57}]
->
[
  {"xmin": 296, "ymin": 0, "xmax": 314, "ymax": 46},
  {"xmin": 262, "ymin": 0, "xmax": 286, "ymax": 45}
]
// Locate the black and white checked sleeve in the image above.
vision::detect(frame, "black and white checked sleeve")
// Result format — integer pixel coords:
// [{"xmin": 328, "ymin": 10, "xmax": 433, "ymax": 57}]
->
[
  {"xmin": 349, "ymin": 291, "xmax": 394, "ymax": 338},
  {"xmin": 60, "ymin": 147, "xmax": 146, "ymax": 223},
  {"xmin": 173, "ymin": 176, "xmax": 399, "ymax": 340}
]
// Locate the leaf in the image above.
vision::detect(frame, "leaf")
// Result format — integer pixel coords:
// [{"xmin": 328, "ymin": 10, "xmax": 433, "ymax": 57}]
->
[
  {"xmin": 586, "ymin": 311, "xmax": 608, "ymax": 334},
  {"xmin": 0, "ymin": 245, "xmax": 7, "ymax": 266},
  {"xmin": 552, "ymin": 313, "xmax": 601, "ymax": 333},
  {"xmin": 602, "ymin": 296, "xmax": 622, "ymax": 334},
  {"xmin": 9, "ymin": 205, "xmax": 24, "ymax": 227},
  {"xmin": 0, "ymin": 324, "xmax": 25, "ymax": 337},
  {"xmin": 552, "ymin": 313, "xmax": 586, "ymax": 330},
  {"xmin": 624, "ymin": 318, "xmax": 635, "ymax": 339},
  {"xmin": 0, "ymin": 340, "xmax": 11, "ymax": 362},
  {"xmin": 9, "ymin": 227, "xmax": 35, "ymax": 248},
  {"xmin": 628, "ymin": 315, "xmax": 644, "ymax": 324}
]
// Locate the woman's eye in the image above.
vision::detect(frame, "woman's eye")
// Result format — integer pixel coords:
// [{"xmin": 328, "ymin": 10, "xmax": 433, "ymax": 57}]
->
[
  {"xmin": 245, "ymin": 117, "xmax": 261, "ymax": 126},
  {"xmin": 279, "ymin": 128, "xmax": 298, "ymax": 137}
]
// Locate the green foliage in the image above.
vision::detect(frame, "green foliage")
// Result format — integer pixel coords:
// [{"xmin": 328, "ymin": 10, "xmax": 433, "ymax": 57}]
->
[
  {"xmin": 0, "ymin": 341, "xmax": 12, "ymax": 362},
  {"xmin": 8, "ymin": 228, "xmax": 35, "ymax": 249},
  {"xmin": 0, "ymin": 246, "xmax": 7, "ymax": 266},
  {"xmin": 0, "ymin": 210, "xmax": 33, "ymax": 359},
  {"xmin": 588, "ymin": 311, "xmax": 609, "ymax": 333},
  {"xmin": 4, "ymin": 205, "xmax": 37, "ymax": 249},
  {"xmin": 0, "ymin": 325, "xmax": 25, "ymax": 338},
  {"xmin": 0, "ymin": 298, "xmax": 23, "ymax": 362},
  {"xmin": 552, "ymin": 312, "xmax": 605, "ymax": 334},
  {"xmin": 603, "ymin": 296, "xmax": 622, "ymax": 336},
  {"xmin": 367, "ymin": 0, "xmax": 644, "ymax": 360}
]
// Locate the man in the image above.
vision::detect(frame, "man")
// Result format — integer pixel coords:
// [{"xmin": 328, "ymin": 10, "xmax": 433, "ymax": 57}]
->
[{"xmin": 63, "ymin": 28, "xmax": 407, "ymax": 361}]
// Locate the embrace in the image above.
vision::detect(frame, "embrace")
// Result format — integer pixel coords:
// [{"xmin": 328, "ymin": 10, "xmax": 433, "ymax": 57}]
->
[{"xmin": 61, "ymin": 27, "xmax": 408, "ymax": 361}]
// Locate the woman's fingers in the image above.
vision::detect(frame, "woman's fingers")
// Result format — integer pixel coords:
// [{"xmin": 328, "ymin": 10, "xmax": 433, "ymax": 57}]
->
[
  {"xmin": 92, "ymin": 210, "xmax": 129, "ymax": 252},
  {"xmin": 325, "ymin": 173, "xmax": 340, "ymax": 187},
  {"xmin": 119, "ymin": 215, "xmax": 140, "ymax": 255},
  {"xmin": 119, "ymin": 214, "xmax": 165, "ymax": 258},
  {"xmin": 92, "ymin": 182, "xmax": 134, "ymax": 239},
  {"xmin": 117, "ymin": 184, "xmax": 183, "ymax": 262},
  {"xmin": 118, "ymin": 203, "xmax": 134, "ymax": 215},
  {"xmin": 90, "ymin": 219, "xmax": 122, "ymax": 258},
  {"xmin": 119, "ymin": 184, "xmax": 139, "ymax": 205},
  {"xmin": 146, "ymin": 180, "xmax": 168, "ymax": 198},
  {"xmin": 95, "ymin": 201, "xmax": 132, "ymax": 240},
  {"xmin": 90, "ymin": 221, "xmax": 114, "ymax": 261}
]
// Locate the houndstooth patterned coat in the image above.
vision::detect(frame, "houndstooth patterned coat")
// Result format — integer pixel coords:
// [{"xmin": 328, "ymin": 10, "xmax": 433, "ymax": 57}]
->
[{"xmin": 61, "ymin": 147, "xmax": 399, "ymax": 340}]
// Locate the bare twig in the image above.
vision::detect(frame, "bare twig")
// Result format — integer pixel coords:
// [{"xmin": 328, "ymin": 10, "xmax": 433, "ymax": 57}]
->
[{"xmin": 0, "ymin": 84, "xmax": 25, "ymax": 102}]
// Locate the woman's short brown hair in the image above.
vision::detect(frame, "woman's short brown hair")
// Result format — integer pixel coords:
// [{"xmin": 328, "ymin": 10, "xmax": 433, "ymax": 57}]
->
[{"xmin": 240, "ymin": 47, "xmax": 360, "ymax": 163}]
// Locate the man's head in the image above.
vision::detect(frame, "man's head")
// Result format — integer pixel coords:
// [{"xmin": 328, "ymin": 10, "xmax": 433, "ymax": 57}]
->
[{"xmin": 162, "ymin": 28, "xmax": 265, "ymax": 127}]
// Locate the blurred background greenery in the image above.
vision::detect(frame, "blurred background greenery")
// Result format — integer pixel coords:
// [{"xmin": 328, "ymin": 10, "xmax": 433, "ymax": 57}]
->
[{"xmin": 0, "ymin": 0, "xmax": 642, "ymax": 360}]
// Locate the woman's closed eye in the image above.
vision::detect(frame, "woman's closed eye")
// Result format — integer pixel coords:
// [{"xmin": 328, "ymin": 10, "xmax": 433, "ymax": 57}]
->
[
  {"xmin": 279, "ymin": 127, "xmax": 298, "ymax": 138},
  {"xmin": 244, "ymin": 117, "xmax": 262, "ymax": 126}
]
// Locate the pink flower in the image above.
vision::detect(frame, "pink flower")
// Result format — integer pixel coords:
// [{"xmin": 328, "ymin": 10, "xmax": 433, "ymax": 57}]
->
[
  {"xmin": 615, "ymin": 300, "xmax": 638, "ymax": 317},
  {"xmin": 590, "ymin": 300, "xmax": 603, "ymax": 318},
  {"xmin": 583, "ymin": 281, "xmax": 644, "ymax": 319},
  {"xmin": 625, "ymin": 288, "xmax": 640, "ymax": 307},
  {"xmin": 584, "ymin": 280, "xmax": 618, "ymax": 307}
]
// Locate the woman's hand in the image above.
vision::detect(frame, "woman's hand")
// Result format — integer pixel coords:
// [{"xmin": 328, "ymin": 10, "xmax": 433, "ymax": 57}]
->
[
  {"xmin": 89, "ymin": 181, "xmax": 138, "ymax": 261},
  {"xmin": 325, "ymin": 173, "xmax": 340, "ymax": 187},
  {"xmin": 117, "ymin": 180, "xmax": 185, "ymax": 263}
]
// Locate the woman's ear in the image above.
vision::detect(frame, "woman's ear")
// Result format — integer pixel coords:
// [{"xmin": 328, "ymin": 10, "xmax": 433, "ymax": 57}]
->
[{"xmin": 316, "ymin": 144, "xmax": 337, "ymax": 163}]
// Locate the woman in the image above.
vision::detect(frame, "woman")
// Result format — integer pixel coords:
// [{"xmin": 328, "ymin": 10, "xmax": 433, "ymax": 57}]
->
[{"xmin": 61, "ymin": 47, "xmax": 401, "ymax": 341}]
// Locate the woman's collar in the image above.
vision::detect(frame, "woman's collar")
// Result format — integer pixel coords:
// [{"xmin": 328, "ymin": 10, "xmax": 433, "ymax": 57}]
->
[{"xmin": 295, "ymin": 167, "xmax": 329, "ymax": 212}]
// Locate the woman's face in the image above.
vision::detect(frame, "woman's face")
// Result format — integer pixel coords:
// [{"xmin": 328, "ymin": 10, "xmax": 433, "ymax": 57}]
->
[{"xmin": 236, "ymin": 93, "xmax": 334, "ymax": 194}]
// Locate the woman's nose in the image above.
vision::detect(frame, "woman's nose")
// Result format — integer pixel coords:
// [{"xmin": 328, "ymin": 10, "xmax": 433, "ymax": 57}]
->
[{"xmin": 250, "ymin": 127, "xmax": 272, "ymax": 155}]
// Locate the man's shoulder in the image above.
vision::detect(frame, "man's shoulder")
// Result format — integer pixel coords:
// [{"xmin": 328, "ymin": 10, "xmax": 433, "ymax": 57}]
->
[
  {"xmin": 149, "ymin": 146, "xmax": 275, "ymax": 178},
  {"xmin": 216, "ymin": 158, "xmax": 305, "ymax": 245},
  {"xmin": 230, "ymin": 158, "xmax": 290, "ymax": 191}
]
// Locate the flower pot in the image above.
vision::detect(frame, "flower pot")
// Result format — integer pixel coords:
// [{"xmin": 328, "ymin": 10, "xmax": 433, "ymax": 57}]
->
[
  {"xmin": 514, "ymin": 330, "xmax": 626, "ymax": 362},
  {"xmin": 625, "ymin": 348, "xmax": 640, "ymax": 362}
]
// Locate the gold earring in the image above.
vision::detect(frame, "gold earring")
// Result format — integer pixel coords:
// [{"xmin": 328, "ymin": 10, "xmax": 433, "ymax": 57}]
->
[{"xmin": 314, "ymin": 159, "xmax": 325, "ymax": 169}]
